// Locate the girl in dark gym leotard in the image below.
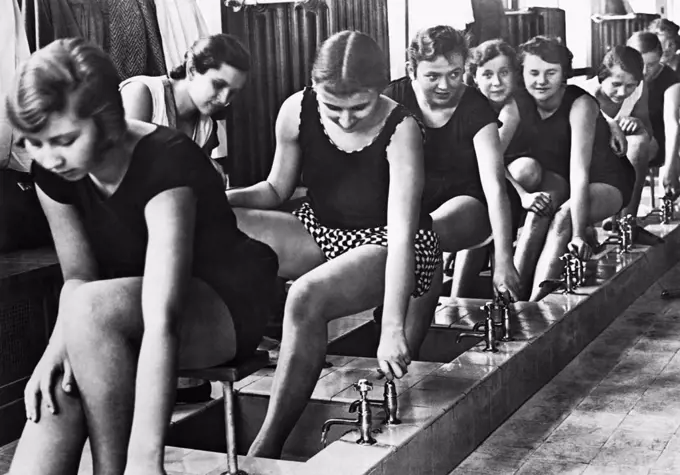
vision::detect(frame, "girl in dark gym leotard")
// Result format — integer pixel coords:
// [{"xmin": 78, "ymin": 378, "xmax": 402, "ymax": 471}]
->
[
  {"xmin": 6, "ymin": 38, "xmax": 278, "ymax": 475},
  {"xmin": 227, "ymin": 31, "xmax": 442, "ymax": 459},
  {"xmin": 516, "ymin": 36, "xmax": 635, "ymax": 301}
]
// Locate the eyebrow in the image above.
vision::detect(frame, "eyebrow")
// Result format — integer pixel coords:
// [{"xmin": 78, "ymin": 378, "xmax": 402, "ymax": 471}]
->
[{"xmin": 46, "ymin": 131, "xmax": 80, "ymax": 144}]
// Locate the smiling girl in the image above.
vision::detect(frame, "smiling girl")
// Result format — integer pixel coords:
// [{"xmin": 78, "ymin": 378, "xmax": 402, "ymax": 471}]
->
[{"xmin": 517, "ymin": 36, "xmax": 635, "ymax": 301}]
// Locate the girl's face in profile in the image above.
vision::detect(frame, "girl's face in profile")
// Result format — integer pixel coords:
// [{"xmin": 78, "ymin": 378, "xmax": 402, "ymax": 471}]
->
[
  {"xmin": 522, "ymin": 53, "xmax": 564, "ymax": 103},
  {"xmin": 315, "ymin": 85, "xmax": 381, "ymax": 132},
  {"xmin": 475, "ymin": 54, "xmax": 516, "ymax": 105},
  {"xmin": 600, "ymin": 65, "xmax": 640, "ymax": 104},
  {"xmin": 641, "ymin": 51, "xmax": 664, "ymax": 81},
  {"xmin": 188, "ymin": 62, "xmax": 248, "ymax": 116},
  {"xmin": 22, "ymin": 96, "xmax": 99, "ymax": 181}
]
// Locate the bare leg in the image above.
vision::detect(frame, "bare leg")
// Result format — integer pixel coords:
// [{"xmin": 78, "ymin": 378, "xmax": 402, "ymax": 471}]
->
[
  {"xmin": 507, "ymin": 156, "xmax": 544, "ymax": 192},
  {"xmin": 450, "ymin": 246, "xmax": 490, "ymax": 297},
  {"xmin": 9, "ymin": 376, "xmax": 87, "ymax": 475},
  {"xmin": 232, "ymin": 207, "xmax": 324, "ymax": 279},
  {"xmin": 432, "ymin": 196, "xmax": 490, "ymax": 253},
  {"xmin": 61, "ymin": 277, "xmax": 238, "ymax": 475},
  {"xmin": 513, "ymin": 171, "xmax": 569, "ymax": 300},
  {"xmin": 621, "ymin": 133, "xmax": 651, "ymax": 218},
  {"xmin": 248, "ymin": 245, "xmax": 441, "ymax": 458},
  {"xmin": 529, "ymin": 183, "xmax": 623, "ymax": 301}
]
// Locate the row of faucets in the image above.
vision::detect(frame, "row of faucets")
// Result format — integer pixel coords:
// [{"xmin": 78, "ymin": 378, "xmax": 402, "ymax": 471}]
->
[
  {"xmin": 321, "ymin": 196, "xmax": 677, "ymax": 448},
  {"xmin": 320, "ymin": 378, "xmax": 400, "ymax": 448}
]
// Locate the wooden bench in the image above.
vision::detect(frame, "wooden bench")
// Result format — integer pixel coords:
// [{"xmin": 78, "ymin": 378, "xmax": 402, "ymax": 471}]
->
[{"xmin": 178, "ymin": 350, "xmax": 271, "ymax": 475}]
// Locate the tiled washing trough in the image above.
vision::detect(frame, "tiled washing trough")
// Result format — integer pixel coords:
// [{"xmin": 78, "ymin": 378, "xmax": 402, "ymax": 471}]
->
[{"xmin": 81, "ymin": 216, "xmax": 680, "ymax": 475}]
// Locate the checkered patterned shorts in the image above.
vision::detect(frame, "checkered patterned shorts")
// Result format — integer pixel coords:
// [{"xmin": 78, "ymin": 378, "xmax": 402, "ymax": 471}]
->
[{"xmin": 293, "ymin": 202, "xmax": 442, "ymax": 297}]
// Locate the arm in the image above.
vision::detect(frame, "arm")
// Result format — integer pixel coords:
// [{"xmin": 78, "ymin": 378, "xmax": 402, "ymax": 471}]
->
[
  {"xmin": 226, "ymin": 93, "xmax": 304, "ymax": 209},
  {"xmin": 127, "ymin": 187, "xmax": 196, "ymax": 465},
  {"xmin": 661, "ymin": 83, "xmax": 680, "ymax": 196},
  {"xmin": 497, "ymin": 100, "xmax": 533, "ymax": 199},
  {"xmin": 629, "ymin": 82, "xmax": 653, "ymax": 136},
  {"xmin": 119, "ymin": 81, "xmax": 153, "ymax": 122},
  {"xmin": 473, "ymin": 123, "xmax": 520, "ymax": 299},
  {"xmin": 24, "ymin": 187, "xmax": 99, "ymax": 421},
  {"xmin": 568, "ymin": 95, "xmax": 599, "ymax": 253},
  {"xmin": 377, "ymin": 116, "xmax": 423, "ymax": 379}
]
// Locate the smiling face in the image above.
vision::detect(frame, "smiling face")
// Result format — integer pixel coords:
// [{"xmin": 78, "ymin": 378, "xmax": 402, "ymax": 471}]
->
[
  {"xmin": 600, "ymin": 65, "xmax": 640, "ymax": 104},
  {"xmin": 522, "ymin": 53, "xmax": 564, "ymax": 103},
  {"xmin": 410, "ymin": 54, "xmax": 466, "ymax": 108},
  {"xmin": 475, "ymin": 54, "xmax": 516, "ymax": 105},
  {"xmin": 314, "ymin": 85, "xmax": 381, "ymax": 132},
  {"xmin": 22, "ymin": 95, "xmax": 99, "ymax": 181},
  {"xmin": 187, "ymin": 62, "xmax": 248, "ymax": 116}
]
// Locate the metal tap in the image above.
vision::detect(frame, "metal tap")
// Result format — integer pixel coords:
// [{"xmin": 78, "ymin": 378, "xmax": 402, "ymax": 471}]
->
[
  {"xmin": 662, "ymin": 193, "xmax": 674, "ymax": 224},
  {"xmin": 494, "ymin": 294, "xmax": 514, "ymax": 342},
  {"xmin": 371, "ymin": 373, "xmax": 402, "ymax": 425},
  {"xmin": 618, "ymin": 215, "xmax": 634, "ymax": 253},
  {"xmin": 320, "ymin": 379, "xmax": 376, "ymax": 448},
  {"xmin": 457, "ymin": 302, "xmax": 498, "ymax": 352}
]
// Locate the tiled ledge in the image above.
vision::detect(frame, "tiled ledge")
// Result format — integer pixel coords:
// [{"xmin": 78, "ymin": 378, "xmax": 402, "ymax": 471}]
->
[
  {"xmin": 169, "ymin": 218, "xmax": 680, "ymax": 475},
  {"xmin": 301, "ymin": 219, "xmax": 680, "ymax": 475}
]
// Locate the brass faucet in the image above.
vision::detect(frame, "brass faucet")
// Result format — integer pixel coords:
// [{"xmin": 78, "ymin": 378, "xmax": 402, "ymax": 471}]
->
[
  {"xmin": 457, "ymin": 302, "xmax": 498, "ymax": 352},
  {"xmin": 662, "ymin": 194, "xmax": 675, "ymax": 224},
  {"xmin": 320, "ymin": 379, "xmax": 377, "ymax": 448},
  {"xmin": 539, "ymin": 252, "xmax": 586, "ymax": 295},
  {"xmin": 368, "ymin": 378, "xmax": 402, "ymax": 426}
]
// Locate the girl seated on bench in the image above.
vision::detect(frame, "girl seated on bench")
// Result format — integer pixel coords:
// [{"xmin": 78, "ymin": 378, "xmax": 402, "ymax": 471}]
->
[
  {"xmin": 226, "ymin": 30, "xmax": 442, "ymax": 459},
  {"xmin": 516, "ymin": 36, "xmax": 635, "ymax": 301},
  {"xmin": 6, "ymin": 38, "xmax": 278, "ymax": 475},
  {"xmin": 120, "ymin": 33, "xmax": 250, "ymax": 188}
]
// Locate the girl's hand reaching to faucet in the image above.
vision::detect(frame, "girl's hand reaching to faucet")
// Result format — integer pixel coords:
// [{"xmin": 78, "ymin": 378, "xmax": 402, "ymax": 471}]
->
[{"xmin": 377, "ymin": 328, "xmax": 411, "ymax": 380}]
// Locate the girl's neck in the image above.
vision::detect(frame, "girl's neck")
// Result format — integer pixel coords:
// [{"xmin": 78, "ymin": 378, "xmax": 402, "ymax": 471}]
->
[
  {"xmin": 88, "ymin": 129, "xmax": 136, "ymax": 194},
  {"xmin": 536, "ymin": 85, "xmax": 566, "ymax": 116},
  {"xmin": 170, "ymin": 78, "xmax": 199, "ymax": 120}
]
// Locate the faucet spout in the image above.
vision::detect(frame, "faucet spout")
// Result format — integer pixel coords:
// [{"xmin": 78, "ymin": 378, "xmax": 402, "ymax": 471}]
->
[{"xmin": 320, "ymin": 418, "xmax": 358, "ymax": 448}]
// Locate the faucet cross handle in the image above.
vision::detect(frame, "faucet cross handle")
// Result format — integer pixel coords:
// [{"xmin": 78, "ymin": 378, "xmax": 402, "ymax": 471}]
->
[{"xmin": 353, "ymin": 379, "xmax": 373, "ymax": 397}]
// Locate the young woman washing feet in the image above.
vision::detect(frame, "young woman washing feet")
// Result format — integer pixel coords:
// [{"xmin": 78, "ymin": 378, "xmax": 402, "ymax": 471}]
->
[
  {"xmin": 384, "ymin": 26, "xmax": 521, "ymax": 301},
  {"xmin": 226, "ymin": 31, "xmax": 442, "ymax": 459},
  {"xmin": 516, "ymin": 36, "xmax": 635, "ymax": 301},
  {"xmin": 7, "ymin": 38, "xmax": 278, "ymax": 475}
]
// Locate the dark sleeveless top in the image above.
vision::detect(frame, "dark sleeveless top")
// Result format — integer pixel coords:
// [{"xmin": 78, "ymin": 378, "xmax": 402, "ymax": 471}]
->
[
  {"xmin": 383, "ymin": 77, "xmax": 498, "ymax": 188},
  {"xmin": 648, "ymin": 66, "xmax": 678, "ymax": 165},
  {"xmin": 504, "ymin": 88, "xmax": 540, "ymax": 163},
  {"xmin": 531, "ymin": 85, "xmax": 615, "ymax": 180},
  {"xmin": 298, "ymin": 87, "xmax": 430, "ymax": 230}
]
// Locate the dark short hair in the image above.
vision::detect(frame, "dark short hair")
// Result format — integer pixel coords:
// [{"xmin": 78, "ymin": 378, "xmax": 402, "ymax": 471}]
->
[
  {"xmin": 468, "ymin": 39, "xmax": 518, "ymax": 78},
  {"xmin": 597, "ymin": 45, "xmax": 644, "ymax": 83},
  {"xmin": 648, "ymin": 18, "xmax": 680, "ymax": 37},
  {"xmin": 311, "ymin": 30, "xmax": 389, "ymax": 96},
  {"xmin": 518, "ymin": 35, "xmax": 573, "ymax": 79},
  {"xmin": 169, "ymin": 33, "xmax": 251, "ymax": 80},
  {"xmin": 627, "ymin": 31, "xmax": 663, "ymax": 55},
  {"xmin": 408, "ymin": 25, "xmax": 468, "ymax": 75},
  {"xmin": 5, "ymin": 37, "xmax": 125, "ymax": 147}
]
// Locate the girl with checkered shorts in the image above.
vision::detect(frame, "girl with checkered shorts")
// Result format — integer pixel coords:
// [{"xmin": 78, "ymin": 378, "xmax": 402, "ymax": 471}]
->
[{"xmin": 227, "ymin": 30, "xmax": 442, "ymax": 459}]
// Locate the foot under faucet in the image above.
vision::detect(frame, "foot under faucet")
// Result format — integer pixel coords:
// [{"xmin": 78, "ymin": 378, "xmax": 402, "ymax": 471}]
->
[{"xmin": 320, "ymin": 379, "xmax": 377, "ymax": 448}]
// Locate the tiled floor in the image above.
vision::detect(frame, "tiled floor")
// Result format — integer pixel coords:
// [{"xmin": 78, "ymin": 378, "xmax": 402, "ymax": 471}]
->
[{"xmin": 451, "ymin": 262, "xmax": 680, "ymax": 475}]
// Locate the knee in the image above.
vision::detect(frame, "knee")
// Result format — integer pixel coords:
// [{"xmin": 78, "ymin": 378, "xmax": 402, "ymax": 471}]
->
[
  {"xmin": 285, "ymin": 278, "xmax": 328, "ymax": 324},
  {"xmin": 626, "ymin": 134, "xmax": 651, "ymax": 168},
  {"xmin": 61, "ymin": 284, "xmax": 121, "ymax": 342},
  {"xmin": 548, "ymin": 206, "xmax": 572, "ymax": 236},
  {"xmin": 509, "ymin": 157, "xmax": 543, "ymax": 192}
]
